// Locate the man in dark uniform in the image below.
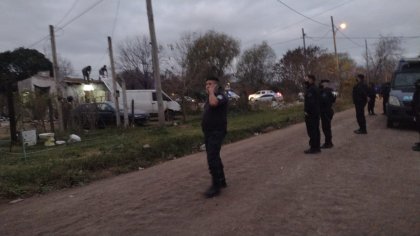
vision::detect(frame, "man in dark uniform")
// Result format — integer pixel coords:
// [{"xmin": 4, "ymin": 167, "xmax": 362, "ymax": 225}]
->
[
  {"xmin": 304, "ymin": 74, "xmax": 321, "ymax": 154},
  {"xmin": 381, "ymin": 82, "xmax": 391, "ymax": 114},
  {"xmin": 82, "ymin": 65, "xmax": 92, "ymax": 82},
  {"xmin": 412, "ymin": 79, "xmax": 420, "ymax": 152},
  {"xmin": 367, "ymin": 82, "xmax": 377, "ymax": 115},
  {"xmin": 319, "ymin": 79, "xmax": 336, "ymax": 148},
  {"xmin": 99, "ymin": 65, "xmax": 108, "ymax": 78},
  {"xmin": 201, "ymin": 76, "xmax": 228, "ymax": 198},
  {"xmin": 352, "ymin": 74, "xmax": 368, "ymax": 134}
]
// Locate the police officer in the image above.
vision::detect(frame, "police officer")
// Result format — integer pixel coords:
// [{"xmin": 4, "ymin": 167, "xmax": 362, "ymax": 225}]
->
[
  {"xmin": 319, "ymin": 79, "xmax": 336, "ymax": 148},
  {"xmin": 304, "ymin": 74, "xmax": 321, "ymax": 154},
  {"xmin": 412, "ymin": 79, "xmax": 420, "ymax": 152},
  {"xmin": 367, "ymin": 82, "xmax": 377, "ymax": 115},
  {"xmin": 381, "ymin": 82, "xmax": 391, "ymax": 115},
  {"xmin": 352, "ymin": 74, "xmax": 368, "ymax": 134},
  {"xmin": 201, "ymin": 76, "xmax": 228, "ymax": 198}
]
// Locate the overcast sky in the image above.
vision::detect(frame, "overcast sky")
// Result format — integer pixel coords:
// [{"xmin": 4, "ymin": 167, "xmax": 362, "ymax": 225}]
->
[{"xmin": 1, "ymin": 0, "xmax": 419, "ymax": 78}]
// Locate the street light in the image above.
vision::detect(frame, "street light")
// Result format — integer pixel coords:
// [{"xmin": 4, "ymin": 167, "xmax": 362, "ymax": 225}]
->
[{"xmin": 331, "ymin": 16, "xmax": 347, "ymax": 93}]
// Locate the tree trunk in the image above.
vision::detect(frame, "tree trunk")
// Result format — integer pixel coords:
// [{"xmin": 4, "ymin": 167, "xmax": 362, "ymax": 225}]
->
[{"xmin": 6, "ymin": 83, "xmax": 18, "ymax": 143}]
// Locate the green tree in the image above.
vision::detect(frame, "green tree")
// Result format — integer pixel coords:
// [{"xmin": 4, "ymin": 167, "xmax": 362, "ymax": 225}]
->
[
  {"xmin": 185, "ymin": 30, "xmax": 240, "ymax": 94},
  {"xmin": 0, "ymin": 47, "xmax": 52, "ymax": 143},
  {"xmin": 275, "ymin": 46, "xmax": 325, "ymax": 93}
]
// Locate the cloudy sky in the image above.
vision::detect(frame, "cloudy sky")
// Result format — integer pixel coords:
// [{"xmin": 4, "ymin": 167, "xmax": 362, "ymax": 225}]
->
[{"xmin": 1, "ymin": 0, "xmax": 419, "ymax": 78}]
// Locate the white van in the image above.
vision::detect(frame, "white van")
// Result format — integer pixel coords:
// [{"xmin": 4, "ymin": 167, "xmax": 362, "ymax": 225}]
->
[{"xmin": 120, "ymin": 90, "xmax": 181, "ymax": 119}]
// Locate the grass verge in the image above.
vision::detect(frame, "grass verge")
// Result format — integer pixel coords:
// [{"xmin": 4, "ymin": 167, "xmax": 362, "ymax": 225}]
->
[{"xmin": 0, "ymin": 100, "xmax": 352, "ymax": 200}]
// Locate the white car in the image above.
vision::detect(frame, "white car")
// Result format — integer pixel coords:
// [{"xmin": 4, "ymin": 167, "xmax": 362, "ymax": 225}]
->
[
  {"xmin": 226, "ymin": 90, "xmax": 240, "ymax": 101},
  {"xmin": 248, "ymin": 90, "xmax": 283, "ymax": 101}
]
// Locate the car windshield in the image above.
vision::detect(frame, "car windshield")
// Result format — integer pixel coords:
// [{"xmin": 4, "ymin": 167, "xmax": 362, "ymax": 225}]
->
[{"xmin": 393, "ymin": 73, "xmax": 420, "ymax": 88}]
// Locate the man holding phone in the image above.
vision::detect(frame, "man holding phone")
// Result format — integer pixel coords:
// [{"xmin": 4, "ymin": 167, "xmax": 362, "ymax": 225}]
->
[{"xmin": 201, "ymin": 76, "xmax": 228, "ymax": 198}]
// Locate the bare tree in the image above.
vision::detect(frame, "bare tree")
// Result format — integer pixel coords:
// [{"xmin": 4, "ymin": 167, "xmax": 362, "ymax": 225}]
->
[
  {"xmin": 368, "ymin": 36, "xmax": 403, "ymax": 83},
  {"xmin": 58, "ymin": 56, "xmax": 74, "ymax": 77},
  {"xmin": 117, "ymin": 36, "xmax": 155, "ymax": 89},
  {"xmin": 166, "ymin": 32, "xmax": 198, "ymax": 120}
]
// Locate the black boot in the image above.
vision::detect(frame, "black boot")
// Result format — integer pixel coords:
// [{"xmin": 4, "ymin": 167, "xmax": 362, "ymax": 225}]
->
[
  {"xmin": 321, "ymin": 143, "xmax": 334, "ymax": 149},
  {"xmin": 204, "ymin": 185, "xmax": 220, "ymax": 198}
]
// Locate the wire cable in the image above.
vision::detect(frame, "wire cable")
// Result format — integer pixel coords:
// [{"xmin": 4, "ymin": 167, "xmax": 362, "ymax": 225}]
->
[
  {"xmin": 276, "ymin": 0, "xmax": 330, "ymax": 28},
  {"xmin": 28, "ymin": 0, "xmax": 106, "ymax": 48},
  {"xmin": 110, "ymin": 0, "xmax": 121, "ymax": 38},
  {"xmin": 58, "ymin": 0, "xmax": 106, "ymax": 30},
  {"xmin": 55, "ymin": 0, "xmax": 80, "ymax": 27}
]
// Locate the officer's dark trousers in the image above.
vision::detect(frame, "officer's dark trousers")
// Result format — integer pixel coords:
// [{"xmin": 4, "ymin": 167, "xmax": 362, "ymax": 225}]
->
[
  {"xmin": 305, "ymin": 116, "xmax": 320, "ymax": 149},
  {"xmin": 383, "ymin": 97, "xmax": 388, "ymax": 114},
  {"xmin": 204, "ymin": 130, "xmax": 226, "ymax": 187},
  {"xmin": 368, "ymin": 99, "xmax": 375, "ymax": 114},
  {"xmin": 321, "ymin": 110, "xmax": 333, "ymax": 144},
  {"xmin": 355, "ymin": 103, "xmax": 367, "ymax": 131}
]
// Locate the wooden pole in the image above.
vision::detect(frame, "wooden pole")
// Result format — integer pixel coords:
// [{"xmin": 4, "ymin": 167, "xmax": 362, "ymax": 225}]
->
[
  {"xmin": 49, "ymin": 25, "xmax": 64, "ymax": 132},
  {"xmin": 121, "ymin": 78, "xmax": 129, "ymax": 128},
  {"xmin": 107, "ymin": 36, "xmax": 121, "ymax": 127},
  {"xmin": 146, "ymin": 0, "xmax": 165, "ymax": 126}
]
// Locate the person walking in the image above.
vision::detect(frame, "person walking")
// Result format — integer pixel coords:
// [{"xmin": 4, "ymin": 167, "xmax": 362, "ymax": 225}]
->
[
  {"xmin": 319, "ymin": 79, "xmax": 336, "ymax": 148},
  {"xmin": 367, "ymin": 82, "xmax": 377, "ymax": 115},
  {"xmin": 304, "ymin": 75, "xmax": 321, "ymax": 154},
  {"xmin": 352, "ymin": 74, "xmax": 369, "ymax": 134},
  {"xmin": 201, "ymin": 76, "xmax": 228, "ymax": 198},
  {"xmin": 412, "ymin": 79, "xmax": 420, "ymax": 152}
]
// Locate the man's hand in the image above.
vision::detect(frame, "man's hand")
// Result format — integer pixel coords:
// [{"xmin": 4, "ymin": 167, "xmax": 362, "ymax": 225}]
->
[{"xmin": 208, "ymin": 83, "xmax": 217, "ymax": 95}]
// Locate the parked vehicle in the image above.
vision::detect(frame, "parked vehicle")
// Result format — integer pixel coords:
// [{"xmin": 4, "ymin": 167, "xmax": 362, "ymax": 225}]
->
[
  {"xmin": 226, "ymin": 90, "xmax": 240, "ymax": 101},
  {"xmin": 253, "ymin": 94, "xmax": 280, "ymax": 102},
  {"xmin": 73, "ymin": 101, "xmax": 149, "ymax": 128},
  {"xmin": 248, "ymin": 90, "xmax": 283, "ymax": 101},
  {"xmin": 122, "ymin": 90, "xmax": 181, "ymax": 120},
  {"xmin": 386, "ymin": 57, "xmax": 420, "ymax": 127}
]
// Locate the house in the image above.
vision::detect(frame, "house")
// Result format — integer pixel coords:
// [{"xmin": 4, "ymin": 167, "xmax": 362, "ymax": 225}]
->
[{"xmin": 17, "ymin": 71, "xmax": 110, "ymax": 104}]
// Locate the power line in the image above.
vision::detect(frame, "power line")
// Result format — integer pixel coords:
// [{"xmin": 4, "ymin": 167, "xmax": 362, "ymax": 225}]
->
[
  {"xmin": 307, "ymin": 29, "xmax": 331, "ymax": 42},
  {"xmin": 271, "ymin": 37, "xmax": 302, "ymax": 45},
  {"xmin": 337, "ymin": 30, "xmax": 363, "ymax": 47},
  {"xmin": 276, "ymin": 0, "xmax": 330, "ymax": 28},
  {"xmin": 110, "ymin": 0, "xmax": 121, "ymax": 38},
  {"xmin": 57, "ymin": 0, "xmax": 106, "ymax": 30},
  {"xmin": 307, "ymin": 35, "xmax": 420, "ymax": 40},
  {"xmin": 272, "ymin": 0, "xmax": 353, "ymax": 33},
  {"xmin": 55, "ymin": 0, "xmax": 80, "ymax": 27},
  {"xmin": 27, "ymin": 0, "xmax": 106, "ymax": 48}
]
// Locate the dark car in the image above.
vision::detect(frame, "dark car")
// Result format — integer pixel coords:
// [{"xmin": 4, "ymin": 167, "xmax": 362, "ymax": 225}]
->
[
  {"xmin": 386, "ymin": 58, "xmax": 420, "ymax": 127},
  {"xmin": 73, "ymin": 101, "xmax": 149, "ymax": 128}
]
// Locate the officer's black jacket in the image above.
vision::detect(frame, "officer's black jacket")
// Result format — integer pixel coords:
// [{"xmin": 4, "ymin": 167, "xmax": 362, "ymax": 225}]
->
[
  {"xmin": 304, "ymin": 83, "xmax": 320, "ymax": 117},
  {"xmin": 201, "ymin": 91, "xmax": 228, "ymax": 133},
  {"xmin": 368, "ymin": 87, "xmax": 376, "ymax": 100},
  {"xmin": 352, "ymin": 82, "xmax": 368, "ymax": 105},
  {"xmin": 320, "ymin": 87, "xmax": 336, "ymax": 112}
]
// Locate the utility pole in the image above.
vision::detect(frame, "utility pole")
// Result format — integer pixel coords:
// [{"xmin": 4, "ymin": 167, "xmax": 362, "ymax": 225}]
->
[
  {"xmin": 302, "ymin": 28, "xmax": 307, "ymax": 75},
  {"xmin": 302, "ymin": 28, "xmax": 306, "ymax": 56},
  {"xmin": 107, "ymin": 36, "xmax": 121, "ymax": 127},
  {"xmin": 331, "ymin": 16, "xmax": 339, "ymax": 79},
  {"xmin": 146, "ymin": 0, "xmax": 165, "ymax": 126},
  {"xmin": 49, "ymin": 25, "xmax": 64, "ymax": 132},
  {"xmin": 365, "ymin": 39, "xmax": 369, "ymax": 84},
  {"xmin": 121, "ymin": 78, "xmax": 129, "ymax": 128}
]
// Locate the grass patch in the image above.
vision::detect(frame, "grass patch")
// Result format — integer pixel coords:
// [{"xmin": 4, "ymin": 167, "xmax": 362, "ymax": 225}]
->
[{"xmin": 0, "ymin": 100, "xmax": 351, "ymax": 200}]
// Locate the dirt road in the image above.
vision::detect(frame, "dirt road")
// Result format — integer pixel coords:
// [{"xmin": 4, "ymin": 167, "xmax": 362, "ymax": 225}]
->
[{"xmin": 1, "ymin": 108, "xmax": 419, "ymax": 235}]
